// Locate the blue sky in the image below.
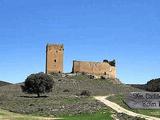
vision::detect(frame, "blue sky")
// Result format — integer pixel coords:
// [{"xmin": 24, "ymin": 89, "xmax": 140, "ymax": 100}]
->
[{"xmin": 0, "ymin": 0, "xmax": 160, "ymax": 84}]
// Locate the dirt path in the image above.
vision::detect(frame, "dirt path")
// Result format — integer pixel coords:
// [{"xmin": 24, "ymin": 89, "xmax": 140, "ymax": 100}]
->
[{"xmin": 94, "ymin": 96, "xmax": 160, "ymax": 120}]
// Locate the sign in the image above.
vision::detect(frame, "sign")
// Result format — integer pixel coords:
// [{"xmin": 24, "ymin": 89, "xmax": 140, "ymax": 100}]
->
[{"xmin": 124, "ymin": 92, "xmax": 160, "ymax": 109}]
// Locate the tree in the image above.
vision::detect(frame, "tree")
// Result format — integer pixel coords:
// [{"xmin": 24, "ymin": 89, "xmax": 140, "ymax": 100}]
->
[
  {"xmin": 21, "ymin": 72, "xmax": 54, "ymax": 97},
  {"xmin": 146, "ymin": 78, "xmax": 160, "ymax": 92},
  {"xmin": 108, "ymin": 60, "xmax": 116, "ymax": 67}
]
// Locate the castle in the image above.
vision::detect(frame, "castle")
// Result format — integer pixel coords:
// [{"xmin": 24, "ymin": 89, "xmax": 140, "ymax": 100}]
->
[{"xmin": 46, "ymin": 44, "xmax": 116, "ymax": 79}]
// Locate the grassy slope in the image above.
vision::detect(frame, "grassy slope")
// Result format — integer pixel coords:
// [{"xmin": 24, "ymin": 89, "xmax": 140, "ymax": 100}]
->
[
  {"xmin": 0, "ymin": 74, "xmax": 141, "ymax": 118},
  {"xmin": 0, "ymin": 81, "xmax": 11, "ymax": 87},
  {"xmin": 108, "ymin": 94, "xmax": 160, "ymax": 118},
  {"xmin": 62, "ymin": 109, "xmax": 113, "ymax": 120},
  {"xmin": 0, "ymin": 108, "xmax": 112, "ymax": 120},
  {"xmin": 0, "ymin": 109, "xmax": 57, "ymax": 120}
]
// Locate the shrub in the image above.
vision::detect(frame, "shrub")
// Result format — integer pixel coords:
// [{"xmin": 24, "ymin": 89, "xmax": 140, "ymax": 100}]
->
[
  {"xmin": 81, "ymin": 72, "xmax": 86, "ymax": 75},
  {"xmin": 63, "ymin": 89, "xmax": 70, "ymax": 92},
  {"xmin": 108, "ymin": 60, "xmax": 116, "ymax": 66},
  {"xmin": 146, "ymin": 78, "xmax": 160, "ymax": 92},
  {"xmin": 89, "ymin": 75, "xmax": 95, "ymax": 79},
  {"xmin": 103, "ymin": 59, "xmax": 116, "ymax": 66},
  {"xmin": 101, "ymin": 76, "xmax": 107, "ymax": 80},
  {"xmin": 103, "ymin": 59, "xmax": 109, "ymax": 63},
  {"xmin": 21, "ymin": 72, "xmax": 54, "ymax": 97},
  {"xmin": 80, "ymin": 90, "xmax": 91, "ymax": 96}
]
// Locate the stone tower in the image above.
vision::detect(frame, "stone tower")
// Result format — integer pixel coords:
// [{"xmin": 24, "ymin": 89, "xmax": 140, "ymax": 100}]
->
[{"xmin": 46, "ymin": 44, "xmax": 64, "ymax": 74}]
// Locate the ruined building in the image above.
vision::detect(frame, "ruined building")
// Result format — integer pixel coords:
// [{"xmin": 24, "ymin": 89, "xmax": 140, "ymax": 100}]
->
[
  {"xmin": 46, "ymin": 44, "xmax": 64, "ymax": 74},
  {"xmin": 45, "ymin": 44, "xmax": 116, "ymax": 79},
  {"xmin": 72, "ymin": 60, "xmax": 116, "ymax": 79}
]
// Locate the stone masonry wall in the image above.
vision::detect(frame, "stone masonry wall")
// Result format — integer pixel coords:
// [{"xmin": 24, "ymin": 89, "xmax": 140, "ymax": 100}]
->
[
  {"xmin": 46, "ymin": 44, "xmax": 64, "ymax": 74},
  {"xmin": 72, "ymin": 60, "xmax": 116, "ymax": 79}
]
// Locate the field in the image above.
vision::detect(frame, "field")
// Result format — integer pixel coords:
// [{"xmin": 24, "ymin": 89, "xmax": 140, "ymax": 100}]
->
[
  {"xmin": 0, "ymin": 74, "xmax": 143, "ymax": 119},
  {"xmin": 0, "ymin": 108, "xmax": 114, "ymax": 120}
]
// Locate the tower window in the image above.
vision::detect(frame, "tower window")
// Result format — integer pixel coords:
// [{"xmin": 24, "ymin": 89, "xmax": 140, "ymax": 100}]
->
[{"xmin": 54, "ymin": 59, "xmax": 57, "ymax": 62}]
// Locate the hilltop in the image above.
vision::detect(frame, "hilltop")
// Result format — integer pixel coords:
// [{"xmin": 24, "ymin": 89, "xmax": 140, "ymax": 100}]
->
[
  {"xmin": 0, "ymin": 73, "xmax": 142, "ymax": 119},
  {"xmin": 0, "ymin": 75, "xmax": 141, "ymax": 116},
  {"xmin": 0, "ymin": 81, "xmax": 12, "ymax": 87}
]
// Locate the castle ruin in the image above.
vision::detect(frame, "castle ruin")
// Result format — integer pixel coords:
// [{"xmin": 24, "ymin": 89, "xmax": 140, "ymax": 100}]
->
[
  {"xmin": 46, "ymin": 44, "xmax": 116, "ymax": 79},
  {"xmin": 46, "ymin": 44, "xmax": 64, "ymax": 74},
  {"xmin": 72, "ymin": 60, "xmax": 116, "ymax": 79}
]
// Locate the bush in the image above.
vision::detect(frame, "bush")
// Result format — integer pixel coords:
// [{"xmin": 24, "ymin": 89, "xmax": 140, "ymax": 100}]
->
[
  {"xmin": 81, "ymin": 72, "xmax": 86, "ymax": 75},
  {"xmin": 80, "ymin": 90, "xmax": 91, "ymax": 96},
  {"xmin": 89, "ymin": 75, "xmax": 95, "ymax": 79},
  {"xmin": 103, "ymin": 59, "xmax": 116, "ymax": 66},
  {"xmin": 101, "ymin": 76, "xmax": 108, "ymax": 80},
  {"xmin": 146, "ymin": 78, "xmax": 160, "ymax": 92},
  {"xmin": 21, "ymin": 72, "xmax": 54, "ymax": 97},
  {"xmin": 108, "ymin": 60, "xmax": 116, "ymax": 66},
  {"xmin": 63, "ymin": 89, "xmax": 70, "ymax": 92}
]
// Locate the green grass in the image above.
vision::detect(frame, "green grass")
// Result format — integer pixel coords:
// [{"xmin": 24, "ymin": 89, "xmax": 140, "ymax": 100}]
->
[
  {"xmin": 108, "ymin": 94, "xmax": 160, "ymax": 118},
  {"xmin": 0, "ymin": 108, "xmax": 113, "ymax": 120},
  {"xmin": 0, "ymin": 109, "xmax": 57, "ymax": 120},
  {"xmin": 62, "ymin": 109, "xmax": 113, "ymax": 120}
]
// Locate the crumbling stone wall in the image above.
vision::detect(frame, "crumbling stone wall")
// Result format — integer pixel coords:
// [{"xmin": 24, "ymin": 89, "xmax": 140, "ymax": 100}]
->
[
  {"xmin": 46, "ymin": 44, "xmax": 64, "ymax": 74},
  {"xmin": 72, "ymin": 60, "xmax": 116, "ymax": 79}
]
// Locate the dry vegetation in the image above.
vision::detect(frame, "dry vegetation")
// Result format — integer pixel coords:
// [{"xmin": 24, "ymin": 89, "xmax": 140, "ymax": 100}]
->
[
  {"xmin": 0, "ymin": 81, "xmax": 11, "ymax": 87},
  {"xmin": 0, "ymin": 74, "xmax": 141, "ymax": 117}
]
